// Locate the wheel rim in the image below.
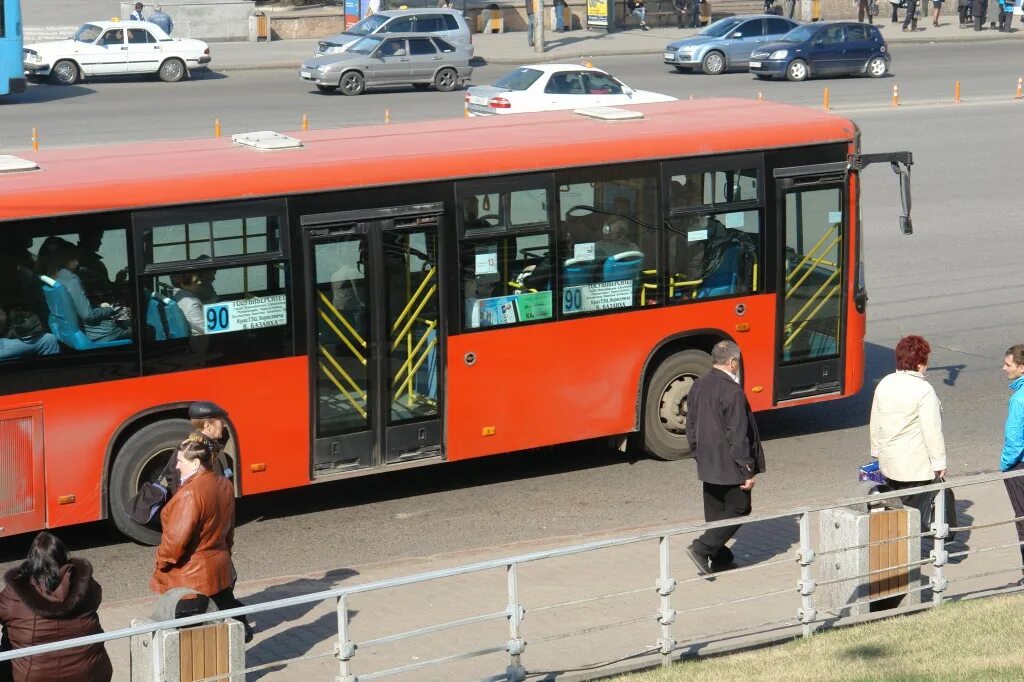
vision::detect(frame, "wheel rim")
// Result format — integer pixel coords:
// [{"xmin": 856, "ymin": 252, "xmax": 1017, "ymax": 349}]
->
[
  {"xmin": 163, "ymin": 60, "xmax": 183, "ymax": 80},
  {"xmin": 54, "ymin": 63, "xmax": 75, "ymax": 84},
  {"xmin": 438, "ymin": 69, "xmax": 455, "ymax": 89},
  {"xmin": 658, "ymin": 373, "xmax": 698, "ymax": 437},
  {"xmin": 870, "ymin": 58, "xmax": 886, "ymax": 76},
  {"xmin": 790, "ymin": 62, "xmax": 806, "ymax": 79},
  {"xmin": 706, "ymin": 53, "xmax": 724, "ymax": 73},
  {"xmin": 342, "ymin": 73, "xmax": 362, "ymax": 93}
]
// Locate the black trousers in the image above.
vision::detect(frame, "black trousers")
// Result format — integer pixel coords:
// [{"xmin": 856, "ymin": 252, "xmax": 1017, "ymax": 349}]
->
[
  {"xmin": 175, "ymin": 586, "xmax": 251, "ymax": 631},
  {"xmin": 999, "ymin": 7, "xmax": 1013, "ymax": 30},
  {"xmin": 903, "ymin": 0, "xmax": 918, "ymax": 27},
  {"xmin": 689, "ymin": 0, "xmax": 701, "ymax": 26},
  {"xmin": 1004, "ymin": 464, "xmax": 1024, "ymax": 571},
  {"xmin": 692, "ymin": 482, "xmax": 751, "ymax": 565},
  {"xmin": 885, "ymin": 477, "xmax": 936, "ymax": 532}
]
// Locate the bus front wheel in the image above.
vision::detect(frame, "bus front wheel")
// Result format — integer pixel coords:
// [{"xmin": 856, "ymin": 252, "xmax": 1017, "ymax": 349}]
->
[
  {"xmin": 641, "ymin": 349, "xmax": 712, "ymax": 461},
  {"xmin": 109, "ymin": 419, "xmax": 193, "ymax": 545}
]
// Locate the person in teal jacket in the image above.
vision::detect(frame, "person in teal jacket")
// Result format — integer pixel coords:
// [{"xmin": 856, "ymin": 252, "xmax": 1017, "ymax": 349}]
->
[
  {"xmin": 996, "ymin": 0, "xmax": 1013, "ymax": 30},
  {"xmin": 1000, "ymin": 344, "xmax": 1024, "ymax": 585}
]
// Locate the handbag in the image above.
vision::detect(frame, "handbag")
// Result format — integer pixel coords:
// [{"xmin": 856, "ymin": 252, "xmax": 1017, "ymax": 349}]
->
[{"xmin": 869, "ymin": 0, "xmax": 880, "ymax": 14}]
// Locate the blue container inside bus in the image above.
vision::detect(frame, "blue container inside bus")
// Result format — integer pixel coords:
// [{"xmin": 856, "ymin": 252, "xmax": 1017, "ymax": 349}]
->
[{"xmin": 0, "ymin": 0, "xmax": 25, "ymax": 96}]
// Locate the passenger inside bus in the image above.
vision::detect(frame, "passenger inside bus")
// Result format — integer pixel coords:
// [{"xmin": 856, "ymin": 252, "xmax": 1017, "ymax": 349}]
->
[
  {"xmin": 170, "ymin": 272, "xmax": 208, "ymax": 336},
  {"xmin": 77, "ymin": 228, "xmax": 128, "ymax": 305},
  {"xmin": 37, "ymin": 237, "xmax": 132, "ymax": 344}
]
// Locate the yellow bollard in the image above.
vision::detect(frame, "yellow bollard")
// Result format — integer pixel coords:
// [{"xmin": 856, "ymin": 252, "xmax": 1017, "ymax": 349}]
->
[
  {"xmin": 892, "ymin": 83, "xmax": 899, "ymax": 107},
  {"xmin": 214, "ymin": 118, "xmax": 221, "ymax": 138},
  {"xmin": 302, "ymin": 113, "xmax": 309, "ymax": 131},
  {"xmin": 464, "ymin": 105, "xmax": 469, "ymax": 119},
  {"xmin": 1016, "ymin": 77, "xmax": 1022, "ymax": 99},
  {"xmin": 384, "ymin": 108, "xmax": 391, "ymax": 124},
  {"xmin": 954, "ymin": 80, "xmax": 961, "ymax": 104},
  {"xmin": 822, "ymin": 87, "xmax": 830, "ymax": 112},
  {"xmin": 31, "ymin": 127, "xmax": 39, "ymax": 152}
]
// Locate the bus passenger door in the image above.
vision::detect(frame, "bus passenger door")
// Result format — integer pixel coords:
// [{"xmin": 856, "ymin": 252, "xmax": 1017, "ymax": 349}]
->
[
  {"xmin": 304, "ymin": 205, "xmax": 444, "ymax": 475},
  {"xmin": 773, "ymin": 167, "xmax": 847, "ymax": 402}
]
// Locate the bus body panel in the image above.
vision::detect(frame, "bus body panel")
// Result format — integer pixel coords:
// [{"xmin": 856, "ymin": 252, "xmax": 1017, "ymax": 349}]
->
[
  {"xmin": 0, "ymin": 0, "xmax": 24, "ymax": 97},
  {"xmin": 446, "ymin": 295, "xmax": 776, "ymax": 460},
  {"xmin": 0, "ymin": 357, "xmax": 309, "ymax": 530}
]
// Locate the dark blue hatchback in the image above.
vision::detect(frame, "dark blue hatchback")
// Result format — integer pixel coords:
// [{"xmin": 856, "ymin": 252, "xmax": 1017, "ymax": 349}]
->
[{"xmin": 748, "ymin": 21, "xmax": 889, "ymax": 81}]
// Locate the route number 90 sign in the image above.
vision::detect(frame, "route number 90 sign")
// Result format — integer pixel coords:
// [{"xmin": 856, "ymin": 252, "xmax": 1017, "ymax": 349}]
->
[{"xmin": 203, "ymin": 294, "xmax": 288, "ymax": 334}]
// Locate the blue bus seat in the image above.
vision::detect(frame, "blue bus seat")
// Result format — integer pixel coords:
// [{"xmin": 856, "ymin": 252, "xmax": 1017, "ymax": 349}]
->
[
  {"xmin": 602, "ymin": 250, "xmax": 644, "ymax": 284},
  {"xmin": 414, "ymin": 329, "xmax": 438, "ymax": 400},
  {"xmin": 39, "ymin": 275, "xmax": 131, "ymax": 351},
  {"xmin": 563, "ymin": 257, "xmax": 593, "ymax": 286},
  {"xmin": 161, "ymin": 296, "xmax": 192, "ymax": 339},
  {"xmin": 697, "ymin": 242, "xmax": 740, "ymax": 299},
  {"xmin": 146, "ymin": 292, "xmax": 167, "ymax": 341}
]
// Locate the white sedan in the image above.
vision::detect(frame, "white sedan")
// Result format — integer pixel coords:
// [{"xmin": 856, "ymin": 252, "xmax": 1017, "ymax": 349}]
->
[
  {"xmin": 23, "ymin": 21, "xmax": 211, "ymax": 85},
  {"xmin": 464, "ymin": 63, "xmax": 675, "ymax": 116}
]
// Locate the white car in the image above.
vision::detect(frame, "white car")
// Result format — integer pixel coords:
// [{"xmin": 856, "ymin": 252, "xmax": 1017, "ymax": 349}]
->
[
  {"xmin": 23, "ymin": 21, "xmax": 211, "ymax": 85},
  {"xmin": 464, "ymin": 63, "xmax": 676, "ymax": 116}
]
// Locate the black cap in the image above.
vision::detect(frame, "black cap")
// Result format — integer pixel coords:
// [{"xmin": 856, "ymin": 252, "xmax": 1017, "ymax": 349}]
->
[{"xmin": 189, "ymin": 401, "xmax": 228, "ymax": 420}]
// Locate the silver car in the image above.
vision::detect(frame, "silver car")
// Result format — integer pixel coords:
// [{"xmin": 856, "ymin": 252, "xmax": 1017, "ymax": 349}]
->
[
  {"xmin": 315, "ymin": 8, "xmax": 473, "ymax": 58},
  {"xmin": 300, "ymin": 33, "xmax": 473, "ymax": 96},
  {"xmin": 664, "ymin": 15, "xmax": 800, "ymax": 75}
]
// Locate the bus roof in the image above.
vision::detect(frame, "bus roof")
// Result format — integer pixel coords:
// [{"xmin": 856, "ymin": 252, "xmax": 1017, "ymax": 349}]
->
[{"xmin": 0, "ymin": 98, "xmax": 855, "ymax": 222}]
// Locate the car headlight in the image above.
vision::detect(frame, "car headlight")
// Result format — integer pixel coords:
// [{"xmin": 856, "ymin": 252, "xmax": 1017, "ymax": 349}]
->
[
  {"xmin": 769, "ymin": 50, "xmax": 789, "ymax": 60},
  {"xmin": 679, "ymin": 46, "xmax": 696, "ymax": 53},
  {"xmin": 317, "ymin": 64, "xmax": 332, "ymax": 73},
  {"xmin": 23, "ymin": 50, "xmax": 41, "ymax": 63}
]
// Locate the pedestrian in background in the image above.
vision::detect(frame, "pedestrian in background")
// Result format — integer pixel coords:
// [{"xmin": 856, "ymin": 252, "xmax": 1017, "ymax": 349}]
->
[
  {"xmin": 972, "ymin": 0, "xmax": 985, "ymax": 29},
  {"xmin": 958, "ymin": 0, "xmax": 970, "ymax": 26},
  {"xmin": 627, "ymin": 0, "xmax": 649, "ymax": 30},
  {"xmin": 130, "ymin": 2, "xmax": 145, "ymax": 20},
  {"xmin": 148, "ymin": 4, "xmax": 174, "ymax": 35},
  {"xmin": 690, "ymin": 0, "xmax": 703, "ymax": 26},
  {"xmin": 673, "ymin": 0, "xmax": 688, "ymax": 26},
  {"xmin": 869, "ymin": 335, "xmax": 947, "ymax": 529},
  {"xmin": 684, "ymin": 341, "xmax": 766, "ymax": 576},
  {"xmin": 903, "ymin": 0, "xmax": 919, "ymax": 29},
  {"xmin": 931, "ymin": 0, "xmax": 942, "ymax": 25},
  {"xmin": 890, "ymin": 0, "xmax": 901, "ymax": 22},
  {"xmin": 525, "ymin": 0, "xmax": 535, "ymax": 47},
  {"xmin": 999, "ymin": 345, "xmax": 1024, "ymax": 586},
  {"xmin": 151, "ymin": 434, "xmax": 253, "ymax": 642},
  {"xmin": 0, "ymin": 532, "xmax": 113, "ymax": 682},
  {"xmin": 784, "ymin": 0, "xmax": 796, "ymax": 18},
  {"xmin": 553, "ymin": 0, "xmax": 567, "ymax": 31},
  {"xmin": 996, "ymin": 0, "xmax": 1013, "ymax": 30},
  {"xmin": 859, "ymin": 0, "xmax": 876, "ymax": 23}
]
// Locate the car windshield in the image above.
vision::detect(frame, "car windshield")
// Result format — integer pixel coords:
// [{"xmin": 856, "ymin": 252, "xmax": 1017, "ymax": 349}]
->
[
  {"xmin": 492, "ymin": 67, "xmax": 544, "ymax": 91},
  {"xmin": 779, "ymin": 24, "xmax": 818, "ymax": 42},
  {"xmin": 74, "ymin": 24, "xmax": 103, "ymax": 42},
  {"xmin": 345, "ymin": 14, "xmax": 389, "ymax": 36},
  {"xmin": 701, "ymin": 18, "xmax": 742, "ymax": 37},
  {"xmin": 349, "ymin": 36, "xmax": 384, "ymax": 54}
]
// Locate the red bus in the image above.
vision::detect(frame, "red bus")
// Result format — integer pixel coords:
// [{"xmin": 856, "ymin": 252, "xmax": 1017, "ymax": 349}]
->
[{"xmin": 0, "ymin": 99, "xmax": 911, "ymax": 544}]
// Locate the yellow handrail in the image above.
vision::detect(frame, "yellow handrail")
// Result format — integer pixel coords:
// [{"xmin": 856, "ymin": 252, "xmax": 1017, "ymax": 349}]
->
[
  {"xmin": 391, "ymin": 268, "xmax": 436, "ymax": 333},
  {"xmin": 318, "ymin": 291, "xmax": 366, "ymax": 349},
  {"xmin": 391, "ymin": 284, "xmax": 437, "ymax": 352},
  {"xmin": 318, "ymin": 361, "xmax": 367, "ymax": 419},
  {"xmin": 786, "ymin": 224, "xmax": 837, "ymax": 284},
  {"xmin": 396, "ymin": 337, "xmax": 438, "ymax": 403},
  {"xmin": 319, "ymin": 310, "xmax": 366, "ymax": 366},
  {"xmin": 785, "ymin": 283, "xmax": 840, "ymax": 349},
  {"xmin": 785, "ymin": 234, "xmax": 840, "ymax": 300},
  {"xmin": 784, "ymin": 268, "xmax": 840, "ymax": 348},
  {"xmin": 319, "ymin": 345, "xmax": 366, "ymax": 397},
  {"xmin": 392, "ymin": 321, "xmax": 437, "ymax": 386}
]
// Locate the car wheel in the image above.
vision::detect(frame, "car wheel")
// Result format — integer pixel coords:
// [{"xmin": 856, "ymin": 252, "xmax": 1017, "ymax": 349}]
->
[
  {"xmin": 867, "ymin": 56, "xmax": 887, "ymax": 78},
  {"xmin": 434, "ymin": 67, "xmax": 458, "ymax": 92},
  {"xmin": 158, "ymin": 58, "xmax": 186, "ymax": 83},
  {"xmin": 50, "ymin": 60, "xmax": 79, "ymax": 86},
  {"xmin": 701, "ymin": 51, "xmax": 726, "ymax": 76},
  {"xmin": 786, "ymin": 59, "xmax": 809, "ymax": 82},
  {"xmin": 412, "ymin": 83, "xmax": 431, "ymax": 90},
  {"xmin": 316, "ymin": 84, "xmax": 338, "ymax": 94},
  {"xmin": 340, "ymin": 71, "xmax": 365, "ymax": 96}
]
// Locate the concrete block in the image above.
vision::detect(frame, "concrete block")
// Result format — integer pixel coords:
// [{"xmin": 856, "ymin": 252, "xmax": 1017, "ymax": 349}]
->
[
  {"xmin": 818, "ymin": 506, "xmax": 922, "ymax": 617},
  {"xmin": 120, "ymin": 1, "xmax": 256, "ymax": 42}
]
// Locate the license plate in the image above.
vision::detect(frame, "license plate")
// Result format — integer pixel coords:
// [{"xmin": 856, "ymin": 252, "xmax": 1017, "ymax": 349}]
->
[
  {"xmin": 663, "ymin": 52, "xmax": 675, "ymax": 60},
  {"xmin": 469, "ymin": 95, "xmax": 488, "ymax": 106},
  {"xmin": 749, "ymin": 61, "xmax": 762, "ymax": 68},
  {"xmin": 301, "ymin": 70, "xmax": 312, "ymax": 79}
]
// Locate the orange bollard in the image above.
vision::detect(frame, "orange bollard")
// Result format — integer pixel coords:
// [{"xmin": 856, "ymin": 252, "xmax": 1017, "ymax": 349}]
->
[
  {"xmin": 1016, "ymin": 77, "xmax": 1022, "ymax": 99},
  {"xmin": 384, "ymin": 108, "xmax": 391, "ymax": 124},
  {"xmin": 214, "ymin": 118, "xmax": 221, "ymax": 137},
  {"xmin": 892, "ymin": 84, "xmax": 899, "ymax": 107},
  {"xmin": 822, "ymin": 87, "xmax": 830, "ymax": 112},
  {"xmin": 757, "ymin": 91, "xmax": 763, "ymax": 101},
  {"xmin": 464, "ymin": 106, "xmax": 469, "ymax": 119},
  {"xmin": 954, "ymin": 80, "xmax": 961, "ymax": 104},
  {"xmin": 302, "ymin": 113, "xmax": 309, "ymax": 131},
  {"xmin": 31, "ymin": 127, "xmax": 39, "ymax": 152}
]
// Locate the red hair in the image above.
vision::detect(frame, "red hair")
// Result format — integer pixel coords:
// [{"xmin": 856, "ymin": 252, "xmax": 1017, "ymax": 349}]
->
[{"xmin": 895, "ymin": 335, "xmax": 930, "ymax": 371}]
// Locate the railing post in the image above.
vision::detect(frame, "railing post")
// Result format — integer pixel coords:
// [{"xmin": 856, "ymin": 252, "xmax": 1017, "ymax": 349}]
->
[
  {"xmin": 797, "ymin": 512, "xmax": 817, "ymax": 638},
  {"xmin": 336, "ymin": 594, "xmax": 356, "ymax": 682},
  {"xmin": 150, "ymin": 625, "xmax": 163, "ymax": 682},
  {"xmin": 505, "ymin": 563, "xmax": 527, "ymax": 682},
  {"xmin": 656, "ymin": 536, "xmax": 677, "ymax": 666},
  {"xmin": 930, "ymin": 486, "xmax": 949, "ymax": 605}
]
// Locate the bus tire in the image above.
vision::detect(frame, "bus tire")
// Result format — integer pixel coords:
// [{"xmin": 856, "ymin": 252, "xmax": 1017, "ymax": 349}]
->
[
  {"xmin": 642, "ymin": 349, "xmax": 712, "ymax": 461},
  {"xmin": 109, "ymin": 419, "xmax": 193, "ymax": 545}
]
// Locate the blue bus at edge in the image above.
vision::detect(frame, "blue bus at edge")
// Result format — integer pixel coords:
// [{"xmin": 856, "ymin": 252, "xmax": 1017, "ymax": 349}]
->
[{"xmin": 1, "ymin": 0, "xmax": 25, "ymax": 96}]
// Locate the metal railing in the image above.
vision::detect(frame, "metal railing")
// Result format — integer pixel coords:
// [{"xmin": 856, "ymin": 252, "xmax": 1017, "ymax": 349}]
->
[{"xmin": 3, "ymin": 469, "xmax": 1024, "ymax": 681}]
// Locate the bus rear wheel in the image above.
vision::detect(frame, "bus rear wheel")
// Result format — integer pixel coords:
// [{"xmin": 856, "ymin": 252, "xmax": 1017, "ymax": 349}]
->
[
  {"xmin": 109, "ymin": 419, "xmax": 193, "ymax": 545},
  {"xmin": 641, "ymin": 349, "xmax": 712, "ymax": 461}
]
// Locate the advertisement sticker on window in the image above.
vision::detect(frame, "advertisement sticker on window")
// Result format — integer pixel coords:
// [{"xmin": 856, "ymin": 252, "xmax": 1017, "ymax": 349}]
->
[{"xmin": 562, "ymin": 280, "xmax": 633, "ymax": 314}]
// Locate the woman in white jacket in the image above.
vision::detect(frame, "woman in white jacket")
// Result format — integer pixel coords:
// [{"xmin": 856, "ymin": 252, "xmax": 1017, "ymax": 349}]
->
[{"xmin": 870, "ymin": 335, "xmax": 947, "ymax": 525}]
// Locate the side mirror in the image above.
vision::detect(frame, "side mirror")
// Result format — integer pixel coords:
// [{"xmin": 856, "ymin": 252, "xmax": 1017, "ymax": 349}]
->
[
  {"xmin": 392, "ymin": 48, "xmax": 407, "ymax": 57},
  {"xmin": 731, "ymin": 31, "xmax": 743, "ymax": 38},
  {"xmin": 812, "ymin": 39, "xmax": 824, "ymax": 46}
]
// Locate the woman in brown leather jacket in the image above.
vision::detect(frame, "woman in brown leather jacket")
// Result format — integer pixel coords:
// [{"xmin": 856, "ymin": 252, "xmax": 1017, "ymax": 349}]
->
[
  {"xmin": 0, "ymin": 532, "xmax": 113, "ymax": 682},
  {"xmin": 150, "ymin": 434, "xmax": 252, "ymax": 641}
]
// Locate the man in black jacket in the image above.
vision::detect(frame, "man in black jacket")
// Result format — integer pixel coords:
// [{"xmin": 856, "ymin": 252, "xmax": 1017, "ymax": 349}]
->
[{"xmin": 684, "ymin": 340, "xmax": 766, "ymax": 576}]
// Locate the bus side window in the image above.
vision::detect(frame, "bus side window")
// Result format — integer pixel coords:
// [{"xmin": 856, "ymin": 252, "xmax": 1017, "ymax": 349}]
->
[{"xmin": 460, "ymin": 234, "xmax": 553, "ymax": 330}]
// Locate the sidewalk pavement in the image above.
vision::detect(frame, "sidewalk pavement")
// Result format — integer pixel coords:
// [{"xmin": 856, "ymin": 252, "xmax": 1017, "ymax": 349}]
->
[
  {"xmin": 21, "ymin": 15, "xmax": 1024, "ymax": 72},
  {"xmin": 92, "ymin": 477, "xmax": 1024, "ymax": 681}
]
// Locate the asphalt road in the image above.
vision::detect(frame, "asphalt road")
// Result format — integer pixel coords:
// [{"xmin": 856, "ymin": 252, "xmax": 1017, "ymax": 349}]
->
[{"xmin": 0, "ymin": 44, "xmax": 1020, "ymax": 603}]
